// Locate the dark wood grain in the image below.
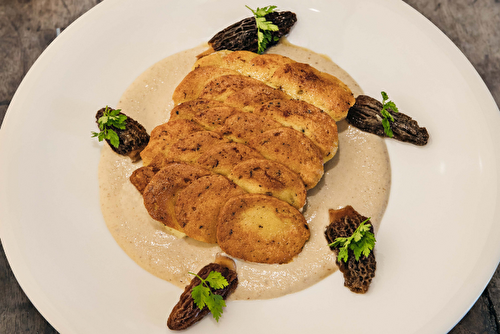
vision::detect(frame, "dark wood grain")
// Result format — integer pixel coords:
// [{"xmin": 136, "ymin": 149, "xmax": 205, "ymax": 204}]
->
[
  {"xmin": 0, "ymin": 105, "xmax": 7, "ymax": 126},
  {"xmin": 0, "ymin": 0, "xmax": 102, "ymax": 124},
  {"xmin": 0, "ymin": 1, "xmax": 499, "ymax": 333},
  {"xmin": 0, "ymin": 243, "xmax": 58, "ymax": 334},
  {"xmin": 404, "ymin": 0, "xmax": 500, "ymax": 109}
]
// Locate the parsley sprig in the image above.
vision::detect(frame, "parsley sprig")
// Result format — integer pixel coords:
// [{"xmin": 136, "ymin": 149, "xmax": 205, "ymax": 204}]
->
[
  {"xmin": 91, "ymin": 106, "xmax": 127, "ymax": 148},
  {"xmin": 246, "ymin": 5, "xmax": 280, "ymax": 54},
  {"xmin": 329, "ymin": 218, "xmax": 376, "ymax": 263},
  {"xmin": 380, "ymin": 91, "xmax": 399, "ymax": 138},
  {"xmin": 189, "ymin": 271, "xmax": 229, "ymax": 322}
]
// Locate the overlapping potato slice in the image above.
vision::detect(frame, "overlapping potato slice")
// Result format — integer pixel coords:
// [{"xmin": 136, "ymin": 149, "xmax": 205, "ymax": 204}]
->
[
  {"xmin": 171, "ymin": 106, "xmax": 239, "ymax": 131},
  {"xmin": 130, "ymin": 166, "xmax": 158, "ymax": 194},
  {"xmin": 217, "ymin": 194, "xmax": 310, "ymax": 264},
  {"xmin": 240, "ymin": 53, "xmax": 296, "ymax": 81},
  {"xmin": 227, "ymin": 159, "xmax": 306, "ymax": 210},
  {"xmin": 142, "ymin": 163, "xmax": 211, "ymax": 232},
  {"xmin": 198, "ymin": 74, "xmax": 290, "ymax": 112},
  {"xmin": 248, "ymin": 128, "xmax": 323, "ymax": 189},
  {"xmin": 194, "ymin": 50, "xmax": 354, "ymax": 121},
  {"xmin": 196, "ymin": 142, "xmax": 264, "ymax": 176},
  {"xmin": 195, "ymin": 50, "xmax": 257, "ymax": 74},
  {"xmin": 170, "ymin": 99, "xmax": 240, "ymax": 131},
  {"xmin": 197, "ymin": 75, "xmax": 269, "ymax": 102},
  {"xmin": 194, "ymin": 49, "xmax": 235, "ymax": 68},
  {"xmin": 166, "ymin": 131, "xmax": 228, "ymax": 164},
  {"xmin": 172, "ymin": 66, "xmax": 240, "ymax": 105},
  {"xmin": 170, "ymin": 98, "xmax": 225, "ymax": 116},
  {"xmin": 194, "ymin": 51, "xmax": 295, "ymax": 83},
  {"xmin": 268, "ymin": 62, "xmax": 353, "ymax": 121},
  {"xmin": 223, "ymin": 85, "xmax": 289, "ymax": 112},
  {"xmin": 217, "ymin": 112, "xmax": 282, "ymax": 144},
  {"xmin": 140, "ymin": 119, "xmax": 204, "ymax": 166},
  {"xmin": 175, "ymin": 68, "xmax": 291, "ymax": 113},
  {"xmin": 133, "ymin": 49, "xmax": 356, "ymax": 263},
  {"xmin": 253, "ymin": 99, "xmax": 338, "ymax": 162},
  {"xmin": 175, "ymin": 175, "xmax": 246, "ymax": 243}
]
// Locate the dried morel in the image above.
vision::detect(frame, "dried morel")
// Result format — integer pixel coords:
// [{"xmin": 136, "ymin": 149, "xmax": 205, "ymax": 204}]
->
[
  {"xmin": 206, "ymin": 11, "xmax": 297, "ymax": 54},
  {"xmin": 325, "ymin": 206, "xmax": 376, "ymax": 294},
  {"xmin": 95, "ymin": 107, "xmax": 149, "ymax": 162},
  {"xmin": 167, "ymin": 255, "xmax": 238, "ymax": 330},
  {"xmin": 346, "ymin": 95, "xmax": 429, "ymax": 146}
]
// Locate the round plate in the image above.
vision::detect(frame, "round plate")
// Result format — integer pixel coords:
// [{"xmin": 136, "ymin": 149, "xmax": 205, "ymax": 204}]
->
[{"xmin": 1, "ymin": 0, "xmax": 499, "ymax": 333}]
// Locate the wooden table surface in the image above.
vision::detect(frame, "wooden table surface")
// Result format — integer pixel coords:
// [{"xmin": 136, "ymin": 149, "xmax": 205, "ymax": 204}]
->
[{"xmin": 1, "ymin": 0, "xmax": 499, "ymax": 333}]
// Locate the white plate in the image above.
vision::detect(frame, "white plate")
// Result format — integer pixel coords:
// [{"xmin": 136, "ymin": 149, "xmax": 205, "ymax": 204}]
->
[{"xmin": 1, "ymin": 0, "xmax": 499, "ymax": 333}]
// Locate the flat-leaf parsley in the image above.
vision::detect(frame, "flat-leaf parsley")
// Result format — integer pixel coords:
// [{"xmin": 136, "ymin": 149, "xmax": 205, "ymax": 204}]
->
[
  {"xmin": 246, "ymin": 5, "xmax": 280, "ymax": 54},
  {"xmin": 91, "ymin": 106, "xmax": 127, "ymax": 148},
  {"xmin": 329, "ymin": 218, "xmax": 376, "ymax": 262},
  {"xmin": 189, "ymin": 271, "xmax": 229, "ymax": 322},
  {"xmin": 380, "ymin": 91, "xmax": 399, "ymax": 138}
]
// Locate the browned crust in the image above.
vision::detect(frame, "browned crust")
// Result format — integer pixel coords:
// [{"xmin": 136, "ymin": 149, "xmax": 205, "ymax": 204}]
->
[
  {"xmin": 224, "ymin": 85, "xmax": 290, "ymax": 112},
  {"xmin": 129, "ymin": 166, "xmax": 157, "ymax": 194},
  {"xmin": 166, "ymin": 131, "xmax": 228, "ymax": 164},
  {"xmin": 248, "ymin": 128, "xmax": 324, "ymax": 189},
  {"xmin": 175, "ymin": 175, "xmax": 246, "ymax": 243},
  {"xmin": 227, "ymin": 159, "xmax": 306, "ymax": 210},
  {"xmin": 253, "ymin": 99, "xmax": 338, "ymax": 162},
  {"xmin": 142, "ymin": 163, "xmax": 211, "ymax": 231},
  {"xmin": 268, "ymin": 62, "xmax": 354, "ymax": 121},
  {"xmin": 198, "ymin": 75, "xmax": 271, "ymax": 102},
  {"xmin": 140, "ymin": 119, "xmax": 204, "ymax": 166},
  {"xmin": 173, "ymin": 66, "xmax": 240, "ymax": 105},
  {"xmin": 193, "ymin": 50, "xmax": 354, "ymax": 120},
  {"xmin": 217, "ymin": 194, "xmax": 310, "ymax": 264},
  {"xmin": 171, "ymin": 98, "xmax": 226, "ymax": 115},
  {"xmin": 217, "ymin": 112, "xmax": 283, "ymax": 144},
  {"xmin": 196, "ymin": 142, "xmax": 264, "ymax": 176}
]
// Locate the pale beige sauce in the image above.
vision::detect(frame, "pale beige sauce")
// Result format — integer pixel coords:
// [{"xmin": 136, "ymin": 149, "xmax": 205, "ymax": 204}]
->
[{"xmin": 98, "ymin": 42, "xmax": 391, "ymax": 300}]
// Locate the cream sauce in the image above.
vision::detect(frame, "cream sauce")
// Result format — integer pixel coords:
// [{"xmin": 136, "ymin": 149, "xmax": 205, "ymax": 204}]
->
[{"xmin": 98, "ymin": 42, "xmax": 390, "ymax": 300}]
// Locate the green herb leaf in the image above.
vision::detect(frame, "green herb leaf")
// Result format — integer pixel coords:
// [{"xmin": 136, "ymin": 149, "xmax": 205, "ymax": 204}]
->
[
  {"xmin": 189, "ymin": 271, "xmax": 229, "ymax": 322},
  {"xmin": 246, "ymin": 5, "xmax": 279, "ymax": 54},
  {"xmin": 191, "ymin": 284, "xmax": 210, "ymax": 310},
  {"xmin": 107, "ymin": 129, "xmax": 120, "ymax": 148},
  {"xmin": 381, "ymin": 118, "xmax": 393, "ymax": 138},
  {"xmin": 380, "ymin": 91, "xmax": 399, "ymax": 137},
  {"xmin": 205, "ymin": 294, "xmax": 225, "ymax": 322},
  {"xmin": 328, "ymin": 218, "xmax": 376, "ymax": 263},
  {"xmin": 92, "ymin": 106, "xmax": 127, "ymax": 148},
  {"xmin": 205, "ymin": 271, "xmax": 229, "ymax": 290}
]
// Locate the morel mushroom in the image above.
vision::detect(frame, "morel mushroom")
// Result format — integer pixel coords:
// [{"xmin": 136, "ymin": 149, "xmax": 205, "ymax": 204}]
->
[
  {"xmin": 325, "ymin": 206, "xmax": 376, "ymax": 294},
  {"xmin": 199, "ymin": 10, "xmax": 297, "ymax": 57},
  {"xmin": 346, "ymin": 95, "xmax": 429, "ymax": 146},
  {"xmin": 95, "ymin": 107, "xmax": 149, "ymax": 162},
  {"xmin": 167, "ymin": 254, "xmax": 238, "ymax": 330}
]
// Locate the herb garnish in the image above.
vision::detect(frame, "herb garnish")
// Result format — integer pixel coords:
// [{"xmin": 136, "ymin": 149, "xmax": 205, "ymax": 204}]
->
[
  {"xmin": 329, "ymin": 218, "xmax": 376, "ymax": 263},
  {"xmin": 380, "ymin": 91, "xmax": 399, "ymax": 138},
  {"xmin": 246, "ymin": 5, "xmax": 280, "ymax": 54},
  {"xmin": 189, "ymin": 270, "xmax": 229, "ymax": 322},
  {"xmin": 91, "ymin": 106, "xmax": 127, "ymax": 148}
]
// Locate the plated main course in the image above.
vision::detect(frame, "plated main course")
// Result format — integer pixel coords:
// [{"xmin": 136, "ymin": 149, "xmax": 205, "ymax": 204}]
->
[{"xmin": 92, "ymin": 5, "xmax": 428, "ymax": 330}]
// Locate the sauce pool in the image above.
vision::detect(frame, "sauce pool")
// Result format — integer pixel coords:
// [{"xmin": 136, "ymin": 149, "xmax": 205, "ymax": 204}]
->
[{"xmin": 98, "ymin": 42, "xmax": 390, "ymax": 300}]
